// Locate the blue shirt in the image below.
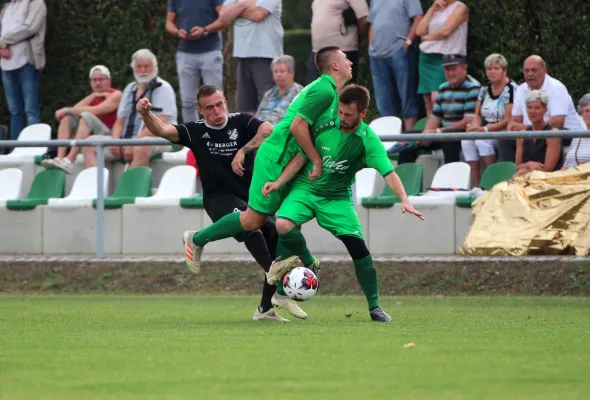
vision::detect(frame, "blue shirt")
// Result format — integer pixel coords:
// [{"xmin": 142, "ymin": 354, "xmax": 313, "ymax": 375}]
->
[
  {"xmin": 368, "ymin": 0, "xmax": 423, "ymax": 58},
  {"xmin": 255, "ymin": 83, "xmax": 303, "ymax": 126},
  {"xmin": 433, "ymin": 75, "xmax": 480, "ymax": 127},
  {"xmin": 168, "ymin": 0, "xmax": 224, "ymax": 54}
]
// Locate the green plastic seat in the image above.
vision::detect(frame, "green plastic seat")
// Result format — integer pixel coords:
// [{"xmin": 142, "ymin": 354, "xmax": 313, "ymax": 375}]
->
[
  {"xmin": 92, "ymin": 166, "xmax": 152, "ymax": 209},
  {"xmin": 455, "ymin": 162, "xmax": 516, "ymax": 208},
  {"xmin": 362, "ymin": 163, "xmax": 423, "ymax": 208},
  {"xmin": 6, "ymin": 169, "xmax": 66, "ymax": 210},
  {"xmin": 180, "ymin": 195, "xmax": 204, "ymax": 209},
  {"xmin": 413, "ymin": 116, "xmax": 430, "ymax": 132}
]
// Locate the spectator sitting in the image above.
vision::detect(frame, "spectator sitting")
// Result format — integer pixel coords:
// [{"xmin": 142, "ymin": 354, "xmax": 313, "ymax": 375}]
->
[
  {"xmin": 82, "ymin": 49, "xmax": 178, "ymax": 169},
  {"xmin": 464, "ymin": 53, "xmax": 518, "ymax": 187},
  {"xmin": 43, "ymin": 65, "xmax": 122, "ymax": 173},
  {"xmin": 563, "ymin": 94, "xmax": 590, "ymax": 170},
  {"xmin": 398, "ymin": 54, "xmax": 479, "ymax": 165},
  {"xmin": 507, "ymin": 55, "xmax": 583, "ymax": 161},
  {"xmin": 0, "ymin": 0, "xmax": 47, "ymax": 140},
  {"xmin": 255, "ymin": 55, "xmax": 303, "ymax": 125},
  {"xmin": 219, "ymin": 0, "xmax": 283, "ymax": 114},
  {"xmin": 515, "ymin": 90, "xmax": 562, "ymax": 177}
]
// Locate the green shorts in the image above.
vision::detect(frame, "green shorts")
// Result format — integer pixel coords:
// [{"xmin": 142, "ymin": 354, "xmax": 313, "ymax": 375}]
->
[
  {"xmin": 277, "ymin": 189, "xmax": 364, "ymax": 239},
  {"xmin": 248, "ymin": 152, "xmax": 288, "ymax": 215},
  {"xmin": 418, "ymin": 52, "xmax": 446, "ymax": 95}
]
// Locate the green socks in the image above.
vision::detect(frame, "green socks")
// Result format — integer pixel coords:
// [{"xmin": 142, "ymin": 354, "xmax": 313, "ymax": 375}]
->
[
  {"xmin": 192, "ymin": 212, "xmax": 245, "ymax": 247},
  {"xmin": 276, "ymin": 229, "xmax": 315, "ymax": 266},
  {"xmin": 353, "ymin": 255, "xmax": 380, "ymax": 310},
  {"xmin": 277, "ymin": 280, "xmax": 286, "ymax": 295}
]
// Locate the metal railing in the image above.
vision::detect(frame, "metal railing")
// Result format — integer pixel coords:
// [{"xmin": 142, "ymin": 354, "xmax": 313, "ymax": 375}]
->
[{"xmin": 1, "ymin": 129, "xmax": 590, "ymax": 258}]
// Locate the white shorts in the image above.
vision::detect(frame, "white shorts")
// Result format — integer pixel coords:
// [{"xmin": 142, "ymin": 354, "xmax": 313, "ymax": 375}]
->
[{"xmin": 461, "ymin": 139, "xmax": 497, "ymax": 162}]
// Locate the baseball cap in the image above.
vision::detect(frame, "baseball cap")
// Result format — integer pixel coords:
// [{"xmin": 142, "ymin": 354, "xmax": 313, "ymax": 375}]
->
[
  {"xmin": 441, "ymin": 54, "xmax": 467, "ymax": 67},
  {"xmin": 89, "ymin": 65, "xmax": 111, "ymax": 79}
]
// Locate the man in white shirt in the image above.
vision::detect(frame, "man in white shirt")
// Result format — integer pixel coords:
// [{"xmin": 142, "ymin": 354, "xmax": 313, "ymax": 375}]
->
[{"xmin": 502, "ymin": 55, "xmax": 582, "ymax": 161}]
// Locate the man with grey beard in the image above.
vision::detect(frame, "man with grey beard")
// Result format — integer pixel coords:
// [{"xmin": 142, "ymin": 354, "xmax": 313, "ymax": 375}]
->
[{"xmin": 82, "ymin": 49, "xmax": 178, "ymax": 169}]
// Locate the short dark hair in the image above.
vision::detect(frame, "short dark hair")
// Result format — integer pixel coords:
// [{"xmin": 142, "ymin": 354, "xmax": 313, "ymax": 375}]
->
[
  {"xmin": 339, "ymin": 84, "xmax": 370, "ymax": 112},
  {"xmin": 197, "ymin": 85, "xmax": 221, "ymax": 104},
  {"xmin": 315, "ymin": 46, "xmax": 341, "ymax": 74}
]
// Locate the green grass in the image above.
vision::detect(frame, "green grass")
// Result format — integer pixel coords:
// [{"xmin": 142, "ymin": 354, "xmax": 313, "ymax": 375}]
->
[{"xmin": 0, "ymin": 295, "xmax": 589, "ymax": 400}]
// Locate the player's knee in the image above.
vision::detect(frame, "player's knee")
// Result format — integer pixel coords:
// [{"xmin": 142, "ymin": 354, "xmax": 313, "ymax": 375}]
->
[
  {"xmin": 275, "ymin": 218, "xmax": 295, "ymax": 235},
  {"xmin": 240, "ymin": 209, "xmax": 266, "ymax": 231},
  {"xmin": 339, "ymin": 235, "xmax": 370, "ymax": 260}
]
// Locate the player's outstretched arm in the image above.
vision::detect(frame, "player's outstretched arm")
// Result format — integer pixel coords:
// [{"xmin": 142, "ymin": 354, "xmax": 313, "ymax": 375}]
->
[
  {"xmin": 262, "ymin": 153, "xmax": 307, "ymax": 197},
  {"xmin": 136, "ymin": 98, "xmax": 179, "ymax": 142},
  {"xmin": 290, "ymin": 116, "xmax": 323, "ymax": 181},
  {"xmin": 384, "ymin": 173, "xmax": 425, "ymax": 220},
  {"xmin": 231, "ymin": 122, "xmax": 273, "ymax": 176}
]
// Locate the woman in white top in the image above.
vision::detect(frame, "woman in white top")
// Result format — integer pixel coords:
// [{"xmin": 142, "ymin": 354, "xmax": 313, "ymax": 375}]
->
[
  {"xmin": 416, "ymin": 0, "xmax": 468, "ymax": 116},
  {"xmin": 465, "ymin": 53, "xmax": 518, "ymax": 187},
  {"xmin": 563, "ymin": 94, "xmax": 590, "ymax": 169}
]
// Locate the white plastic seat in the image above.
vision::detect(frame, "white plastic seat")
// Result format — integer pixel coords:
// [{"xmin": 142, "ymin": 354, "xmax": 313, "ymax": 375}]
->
[
  {"xmin": 162, "ymin": 146, "xmax": 189, "ymax": 163},
  {"xmin": 0, "ymin": 123, "xmax": 51, "ymax": 164},
  {"xmin": 0, "ymin": 168, "xmax": 23, "ymax": 204},
  {"xmin": 410, "ymin": 162, "xmax": 471, "ymax": 205},
  {"xmin": 369, "ymin": 116, "xmax": 402, "ymax": 150},
  {"xmin": 134, "ymin": 165, "xmax": 197, "ymax": 206},
  {"xmin": 47, "ymin": 167, "xmax": 109, "ymax": 207},
  {"xmin": 353, "ymin": 168, "xmax": 379, "ymax": 204}
]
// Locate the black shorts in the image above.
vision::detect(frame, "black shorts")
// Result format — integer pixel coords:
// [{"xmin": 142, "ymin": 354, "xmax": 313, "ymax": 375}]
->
[{"xmin": 204, "ymin": 194, "xmax": 276, "ymax": 242}]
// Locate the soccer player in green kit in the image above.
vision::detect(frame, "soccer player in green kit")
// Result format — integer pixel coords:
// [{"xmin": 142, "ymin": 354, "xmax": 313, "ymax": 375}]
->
[
  {"xmin": 182, "ymin": 46, "xmax": 353, "ymax": 319},
  {"xmin": 262, "ymin": 84, "xmax": 425, "ymax": 322}
]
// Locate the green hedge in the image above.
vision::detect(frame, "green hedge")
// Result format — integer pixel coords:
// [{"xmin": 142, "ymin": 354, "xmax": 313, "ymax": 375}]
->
[{"xmin": 0, "ymin": 0, "xmax": 589, "ymax": 133}]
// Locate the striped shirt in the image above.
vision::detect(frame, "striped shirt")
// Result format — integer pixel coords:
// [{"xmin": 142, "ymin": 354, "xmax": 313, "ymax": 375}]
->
[
  {"xmin": 564, "ymin": 137, "xmax": 590, "ymax": 168},
  {"xmin": 433, "ymin": 75, "xmax": 480, "ymax": 127}
]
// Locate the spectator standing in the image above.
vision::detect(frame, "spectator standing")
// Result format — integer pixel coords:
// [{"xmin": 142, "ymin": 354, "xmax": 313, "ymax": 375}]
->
[
  {"xmin": 368, "ymin": 0, "xmax": 423, "ymax": 130},
  {"xmin": 220, "ymin": 0, "xmax": 283, "ymax": 114},
  {"xmin": 255, "ymin": 55, "xmax": 303, "ymax": 125},
  {"xmin": 416, "ymin": 0, "xmax": 468, "ymax": 116},
  {"xmin": 0, "ymin": 0, "xmax": 47, "ymax": 140},
  {"xmin": 166, "ymin": 0, "xmax": 226, "ymax": 124},
  {"xmin": 308, "ymin": 0, "xmax": 368, "ymax": 84}
]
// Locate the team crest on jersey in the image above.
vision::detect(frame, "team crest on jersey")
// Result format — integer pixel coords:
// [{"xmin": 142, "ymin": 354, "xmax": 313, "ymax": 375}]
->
[{"xmin": 227, "ymin": 128, "xmax": 238, "ymax": 140}]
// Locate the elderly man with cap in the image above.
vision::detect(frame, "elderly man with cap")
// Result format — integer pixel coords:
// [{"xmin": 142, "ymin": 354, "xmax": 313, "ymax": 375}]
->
[
  {"xmin": 398, "ymin": 54, "xmax": 480, "ymax": 165},
  {"xmin": 44, "ymin": 65, "xmax": 122, "ymax": 173}
]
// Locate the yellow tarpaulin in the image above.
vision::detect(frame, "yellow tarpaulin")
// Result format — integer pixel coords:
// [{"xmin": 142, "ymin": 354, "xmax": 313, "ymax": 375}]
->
[{"xmin": 461, "ymin": 163, "xmax": 590, "ymax": 256}]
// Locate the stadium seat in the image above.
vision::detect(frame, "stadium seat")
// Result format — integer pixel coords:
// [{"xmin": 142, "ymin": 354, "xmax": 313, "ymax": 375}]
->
[
  {"xmin": 0, "ymin": 168, "xmax": 23, "ymax": 204},
  {"xmin": 361, "ymin": 163, "xmax": 423, "ymax": 208},
  {"xmin": 413, "ymin": 116, "xmax": 429, "ymax": 132},
  {"xmin": 162, "ymin": 146, "xmax": 189, "ymax": 163},
  {"xmin": 0, "ymin": 123, "xmax": 51, "ymax": 164},
  {"xmin": 180, "ymin": 195, "xmax": 204, "ymax": 209},
  {"xmin": 134, "ymin": 165, "xmax": 197, "ymax": 206},
  {"xmin": 353, "ymin": 169, "xmax": 380, "ymax": 204},
  {"xmin": 5, "ymin": 169, "xmax": 66, "ymax": 210},
  {"xmin": 0, "ymin": 169, "xmax": 66, "ymax": 254},
  {"xmin": 92, "ymin": 167, "xmax": 152, "ymax": 209},
  {"xmin": 455, "ymin": 162, "xmax": 516, "ymax": 208},
  {"xmin": 410, "ymin": 162, "xmax": 471, "ymax": 205},
  {"xmin": 47, "ymin": 167, "xmax": 109, "ymax": 207},
  {"xmin": 369, "ymin": 116, "xmax": 402, "ymax": 150}
]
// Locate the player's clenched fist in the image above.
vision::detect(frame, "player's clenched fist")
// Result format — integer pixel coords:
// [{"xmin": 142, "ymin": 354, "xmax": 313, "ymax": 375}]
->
[{"xmin": 136, "ymin": 98, "xmax": 152, "ymax": 115}]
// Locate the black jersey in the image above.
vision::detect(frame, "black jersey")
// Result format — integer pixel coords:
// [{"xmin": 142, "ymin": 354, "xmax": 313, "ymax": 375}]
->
[{"xmin": 173, "ymin": 113, "xmax": 264, "ymax": 200}]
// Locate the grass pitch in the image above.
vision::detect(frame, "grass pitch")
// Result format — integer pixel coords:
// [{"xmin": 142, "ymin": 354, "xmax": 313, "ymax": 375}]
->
[{"xmin": 0, "ymin": 295, "xmax": 589, "ymax": 400}]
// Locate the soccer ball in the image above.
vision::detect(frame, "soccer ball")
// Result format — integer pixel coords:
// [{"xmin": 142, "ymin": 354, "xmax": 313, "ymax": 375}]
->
[{"xmin": 282, "ymin": 267, "xmax": 319, "ymax": 301}]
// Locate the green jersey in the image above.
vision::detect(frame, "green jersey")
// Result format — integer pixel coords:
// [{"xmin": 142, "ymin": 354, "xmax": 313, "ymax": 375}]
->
[
  {"xmin": 258, "ymin": 74, "xmax": 338, "ymax": 167},
  {"xmin": 292, "ymin": 120, "xmax": 395, "ymax": 200}
]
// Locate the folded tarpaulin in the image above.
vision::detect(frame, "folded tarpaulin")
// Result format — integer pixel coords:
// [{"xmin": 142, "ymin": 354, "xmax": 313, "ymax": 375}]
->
[{"xmin": 461, "ymin": 163, "xmax": 590, "ymax": 256}]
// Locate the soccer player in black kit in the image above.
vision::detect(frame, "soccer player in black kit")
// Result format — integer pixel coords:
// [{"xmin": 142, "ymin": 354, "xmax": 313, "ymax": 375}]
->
[{"xmin": 136, "ymin": 85, "xmax": 302, "ymax": 322}]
